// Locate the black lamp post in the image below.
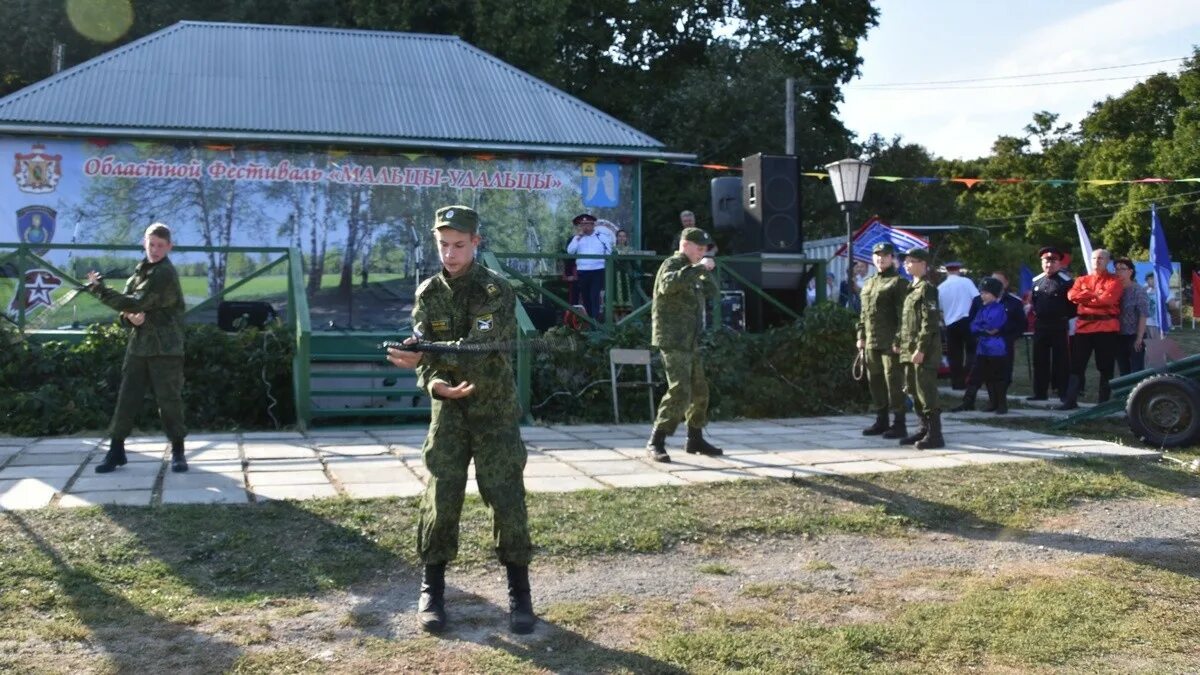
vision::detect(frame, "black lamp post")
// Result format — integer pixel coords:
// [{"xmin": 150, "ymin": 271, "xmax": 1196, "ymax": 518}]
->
[{"xmin": 825, "ymin": 158, "xmax": 872, "ymax": 304}]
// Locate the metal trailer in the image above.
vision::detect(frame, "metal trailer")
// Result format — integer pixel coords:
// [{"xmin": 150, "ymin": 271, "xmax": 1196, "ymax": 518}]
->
[{"xmin": 1052, "ymin": 353, "xmax": 1200, "ymax": 448}]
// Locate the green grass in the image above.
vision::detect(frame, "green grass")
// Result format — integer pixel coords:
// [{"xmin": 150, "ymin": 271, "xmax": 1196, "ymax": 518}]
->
[
  {"xmin": 2, "ymin": 458, "xmax": 1198, "ymax": 670},
  {"xmin": 642, "ymin": 558, "xmax": 1200, "ymax": 673},
  {"xmin": 697, "ymin": 562, "xmax": 735, "ymax": 575}
]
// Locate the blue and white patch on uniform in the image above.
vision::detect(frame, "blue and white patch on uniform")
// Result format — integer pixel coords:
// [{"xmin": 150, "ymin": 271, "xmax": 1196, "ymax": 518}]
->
[{"xmin": 476, "ymin": 314, "xmax": 494, "ymax": 332}]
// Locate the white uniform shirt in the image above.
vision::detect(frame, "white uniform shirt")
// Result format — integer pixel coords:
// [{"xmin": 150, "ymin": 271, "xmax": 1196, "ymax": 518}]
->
[
  {"xmin": 938, "ymin": 273, "xmax": 979, "ymax": 325},
  {"xmin": 566, "ymin": 230, "xmax": 613, "ymax": 271}
]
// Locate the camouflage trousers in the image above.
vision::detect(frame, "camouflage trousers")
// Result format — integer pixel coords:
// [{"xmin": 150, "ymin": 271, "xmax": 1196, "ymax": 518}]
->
[
  {"xmin": 418, "ymin": 399, "xmax": 532, "ymax": 565},
  {"xmin": 903, "ymin": 360, "xmax": 940, "ymax": 416},
  {"xmin": 109, "ymin": 353, "xmax": 186, "ymax": 442},
  {"xmin": 865, "ymin": 348, "xmax": 905, "ymax": 415},
  {"xmin": 653, "ymin": 349, "xmax": 709, "ymax": 434}
]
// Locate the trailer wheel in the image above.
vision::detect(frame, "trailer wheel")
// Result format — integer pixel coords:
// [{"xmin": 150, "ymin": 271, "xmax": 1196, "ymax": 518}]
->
[{"xmin": 1125, "ymin": 374, "xmax": 1200, "ymax": 448}]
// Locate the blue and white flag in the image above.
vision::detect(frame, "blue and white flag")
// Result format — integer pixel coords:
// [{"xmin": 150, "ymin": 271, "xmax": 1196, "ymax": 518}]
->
[
  {"xmin": 1074, "ymin": 213, "xmax": 1095, "ymax": 274},
  {"xmin": 1149, "ymin": 203, "xmax": 1172, "ymax": 333},
  {"xmin": 839, "ymin": 217, "xmax": 929, "ymax": 263},
  {"xmin": 1019, "ymin": 264, "xmax": 1034, "ymax": 298}
]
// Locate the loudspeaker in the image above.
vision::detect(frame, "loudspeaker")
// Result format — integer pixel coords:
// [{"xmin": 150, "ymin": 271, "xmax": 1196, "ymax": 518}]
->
[
  {"xmin": 741, "ymin": 153, "xmax": 802, "ymax": 253},
  {"xmin": 520, "ymin": 300, "xmax": 558, "ymax": 332},
  {"xmin": 217, "ymin": 301, "xmax": 277, "ymax": 331},
  {"xmin": 710, "ymin": 176, "xmax": 743, "ymax": 231}
]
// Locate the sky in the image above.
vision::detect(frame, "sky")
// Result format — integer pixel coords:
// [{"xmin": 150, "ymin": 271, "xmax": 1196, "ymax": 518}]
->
[{"xmin": 838, "ymin": 0, "xmax": 1200, "ymax": 160}]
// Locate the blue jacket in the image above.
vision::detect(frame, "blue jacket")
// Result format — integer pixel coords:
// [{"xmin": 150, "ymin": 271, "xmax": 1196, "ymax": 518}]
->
[{"xmin": 971, "ymin": 302, "xmax": 1008, "ymax": 357}]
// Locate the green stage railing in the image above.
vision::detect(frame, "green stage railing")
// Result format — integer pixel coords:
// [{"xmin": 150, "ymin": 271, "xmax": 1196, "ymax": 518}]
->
[
  {"xmin": 1, "ymin": 242, "xmax": 312, "ymax": 428},
  {"xmin": 487, "ymin": 251, "xmax": 827, "ymax": 331},
  {"xmin": 4, "ymin": 244, "xmax": 828, "ymax": 430}
]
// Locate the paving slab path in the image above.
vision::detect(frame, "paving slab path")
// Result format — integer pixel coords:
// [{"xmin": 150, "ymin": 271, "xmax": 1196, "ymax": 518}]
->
[{"xmin": 0, "ymin": 412, "xmax": 1158, "ymax": 511}]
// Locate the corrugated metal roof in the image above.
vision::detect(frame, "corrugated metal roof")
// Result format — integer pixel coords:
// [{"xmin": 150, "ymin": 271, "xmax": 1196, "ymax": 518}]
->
[{"xmin": 0, "ymin": 21, "xmax": 686, "ymax": 158}]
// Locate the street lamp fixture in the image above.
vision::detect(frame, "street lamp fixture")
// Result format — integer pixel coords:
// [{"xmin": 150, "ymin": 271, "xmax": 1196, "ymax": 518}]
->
[{"xmin": 825, "ymin": 158, "xmax": 872, "ymax": 305}]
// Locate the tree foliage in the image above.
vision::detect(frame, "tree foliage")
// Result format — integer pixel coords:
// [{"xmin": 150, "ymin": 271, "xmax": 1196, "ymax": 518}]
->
[
  {"xmin": 2, "ymin": 3, "xmax": 1194, "ymax": 276},
  {"xmin": 0, "ymin": 0, "xmax": 878, "ymax": 253}
]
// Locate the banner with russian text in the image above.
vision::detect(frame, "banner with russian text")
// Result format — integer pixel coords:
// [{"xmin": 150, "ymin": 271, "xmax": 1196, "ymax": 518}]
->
[{"xmin": 0, "ymin": 136, "xmax": 637, "ymax": 328}]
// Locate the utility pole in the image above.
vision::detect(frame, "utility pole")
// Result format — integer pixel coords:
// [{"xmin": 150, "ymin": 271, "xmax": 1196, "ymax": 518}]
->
[
  {"xmin": 785, "ymin": 77, "xmax": 795, "ymax": 155},
  {"xmin": 51, "ymin": 41, "xmax": 65, "ymax": 74}
]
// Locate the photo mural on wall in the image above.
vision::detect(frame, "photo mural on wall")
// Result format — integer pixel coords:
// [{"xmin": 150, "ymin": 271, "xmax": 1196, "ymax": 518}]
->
[{"xmin": 2, "ymin": 136, "xmax": 637, "ymax": 327}]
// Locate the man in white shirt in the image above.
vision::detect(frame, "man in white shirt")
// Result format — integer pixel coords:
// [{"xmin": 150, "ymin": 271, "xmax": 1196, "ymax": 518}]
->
[
  {"xmin": 1144, "ymin": 272, "xmax": 1169, "ymax": 338},
  {"xmin": 938, "ymin": 262, "xmax": 980, "ymax": 389},
  {"xmin": 566, "ymin": 213, "xmax": 613, "ymax": 323}
]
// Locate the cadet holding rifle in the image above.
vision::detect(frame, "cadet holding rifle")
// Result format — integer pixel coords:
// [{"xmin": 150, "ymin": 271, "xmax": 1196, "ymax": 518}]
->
[
  {"xmin": 389, "ymin": 205, "xmax": 536, "ymax": 636},
  {"xmin": 87, "ymin": 223, "xmax": 189, "ymax": 474}
]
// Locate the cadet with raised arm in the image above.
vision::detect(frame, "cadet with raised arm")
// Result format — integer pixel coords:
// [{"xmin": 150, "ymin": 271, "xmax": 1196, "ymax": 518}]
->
[
  {"xmin": 645, "ymin": 227, "xmax": 723, "ymax": 463},
  {"xmin": 87, "ymin": 222, "xmax": 188, "ymax": 474}
]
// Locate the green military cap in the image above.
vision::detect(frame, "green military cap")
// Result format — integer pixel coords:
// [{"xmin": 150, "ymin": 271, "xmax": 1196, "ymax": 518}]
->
[
  {"xmin": 872, "ymin": 241, "xmax": 895, "ymax": 255},
  {"xmin": 681, "ymin": 227, "xmax": 713, "ymax": 246},
  {"xmin": 433, "ymin": 205, "xmax": 479, "ymax": 234},
  {"xmin": 905, "ymin": 247, "xmax": 930, "ymax": 261}
]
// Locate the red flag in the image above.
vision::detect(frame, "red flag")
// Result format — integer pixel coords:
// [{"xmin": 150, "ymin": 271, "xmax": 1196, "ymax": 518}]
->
[{"xmin": 1193, "ymin": 271, "xmax": 1200, "ymax": 315}]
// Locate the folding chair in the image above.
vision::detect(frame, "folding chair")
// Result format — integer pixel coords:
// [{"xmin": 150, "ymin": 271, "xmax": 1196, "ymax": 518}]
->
[{"xmin": 609, "ymin": 348, "xmax": 654, "ymax": 423}]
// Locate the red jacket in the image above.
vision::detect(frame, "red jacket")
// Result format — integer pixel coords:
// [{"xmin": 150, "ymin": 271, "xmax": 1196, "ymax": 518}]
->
[{"xmin": 1067, "ymin": 271, "xmax": 1122, "ymax": 333}]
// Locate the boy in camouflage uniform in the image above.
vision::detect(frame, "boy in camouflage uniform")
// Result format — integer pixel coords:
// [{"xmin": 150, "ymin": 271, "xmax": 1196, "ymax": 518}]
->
[
  {"xmin": 898, "ymin": 247, "xmax": 944, "ymax": 449},
  {"xmin": 87, "ymin": 222, "xmax": 188, "ymax": 474},
  {"xmin": 645, "ymin": 227, "xmax": 723, "ymax": 462},
  {"xmin": 856, "ymin": 242, "xmax": 909, "ymax": 438},
  {"xmin": 399, "ymin": 205, "xmax": 535, "ymax": 636}
]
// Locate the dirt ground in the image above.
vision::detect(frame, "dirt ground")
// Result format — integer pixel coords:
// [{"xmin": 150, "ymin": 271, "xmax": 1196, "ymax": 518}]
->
[
  {"xmin": 320, "ymin": 495, "xmax": 1200, "ymax": 639},
  {"xmin": 15, "ymin": 494, "xmax": 1188, "ymax": 673}
]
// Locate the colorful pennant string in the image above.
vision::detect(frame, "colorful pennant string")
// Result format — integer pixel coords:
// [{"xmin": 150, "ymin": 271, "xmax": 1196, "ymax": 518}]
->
[{"xmin": 646, "ymin": 158, "xmax": 1200, "ymax": 187}]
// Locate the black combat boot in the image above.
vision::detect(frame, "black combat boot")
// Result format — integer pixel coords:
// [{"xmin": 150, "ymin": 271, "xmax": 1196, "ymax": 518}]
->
[
  {"xmin": 1055, "ymin": 375, "xmax": 1080, "ymax": 411},
  {"xmin": 880, "ymin": 412, "xmax": 907, "ymax": 440},
  {"xmin": 505, "ymin": 563, "xmax": 537, "ymax": 635},
  {"xmin": 981, "ymin": 382, "xmax": 999, "ymax": 413},
  {"xmin": 994, "ymin": 382, "xmax": 1009, "ymax": 414},
  {"xmin": 645, "ymin": 427, "xmax": 670, "ymax": 463},
  {"xmin": 417, "ymin": 563, "xmax": 447, "ymax": 633},
  {"xmin": 862, "ymin": 411, "xmax": 889, "ymax": 436},
  {"xmin": 950, "ymin": 387, "xmax": 977, "ymax": 412},
  {"xmin": 899, "ymin": 413, "xmax": 928, "ymax": 446},
  {"xmin": 685, "ymin": 426, "xmax": 723, "ymax": 456},
  {"xmin": 170, "ymin": 439, "xmax": 188, "ymax": 473},
  {"xmin": 94, "ymin": 439, "xmax": 127, "ymax": 474},
  {"xmin": 915, "ymin": 411, "xmax": 944, "ymax": 450}
]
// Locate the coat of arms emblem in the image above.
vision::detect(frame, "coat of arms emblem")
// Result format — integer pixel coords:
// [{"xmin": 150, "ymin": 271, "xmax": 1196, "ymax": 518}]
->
[
  {"xmin": 13, "ymin": 144, "xmax": 63, "ymax": 194},
  {"xmin": 16, "ymin": 205, "xmax": 56, "ymax": 256}
]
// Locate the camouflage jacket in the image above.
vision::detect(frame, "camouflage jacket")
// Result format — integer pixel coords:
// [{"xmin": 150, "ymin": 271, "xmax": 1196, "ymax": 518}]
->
[
  {"xmin": 651, "ymin": 253, "xmax": 719, "ymax": 352},
  {"xmin": 413, "ymin": 261, "xmax": 520, "ymax": 422},
  {"xmin": 90, "ymin": 257, "xmax": 186, "ymax": 357},
  {"xmin": 856, "ymin": 266, "xmax": 908, "ymax": 351},
  {"xmin": 899, "ymin": 277, "xmax": 942, "ymax": 362}
]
